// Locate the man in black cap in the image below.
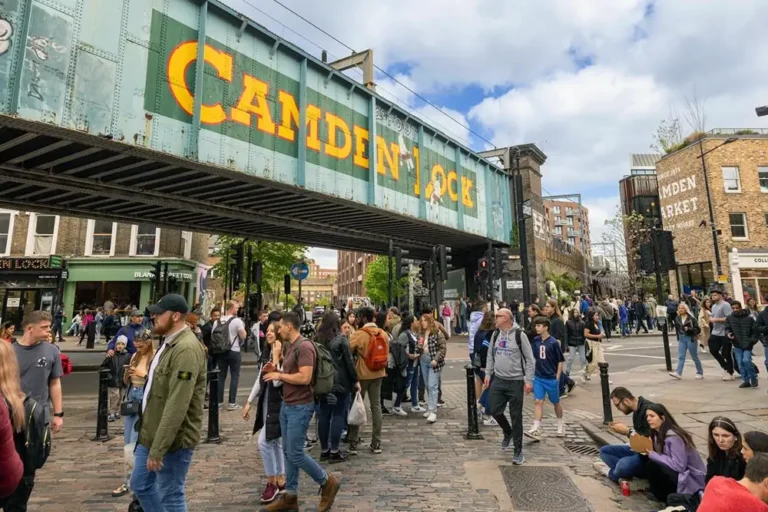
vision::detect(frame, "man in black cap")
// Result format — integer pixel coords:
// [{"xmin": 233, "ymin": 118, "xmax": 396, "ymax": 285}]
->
[{"xmin": 129, "ymin": 294, "xmax": 207, "ymax": 511}]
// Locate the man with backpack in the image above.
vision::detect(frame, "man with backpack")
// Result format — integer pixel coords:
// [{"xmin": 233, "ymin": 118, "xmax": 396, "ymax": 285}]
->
[
  {"xmin": 210, "ymin": 301, "xmax": 247, "ymax": 410},
  {"xmin": 347, "ymin": 307, "xmax": 388, "ymax": 455},
  {"xmin": 11, "ymin": 311, "xmax": 59, "ymax": 510},
  {"xmin": 261, "ymin": 311, "xmax": 341, "ymax": 512},
  {"xmin": 484, "ymin": 308, "xmax": 535, "ymax": 465}
]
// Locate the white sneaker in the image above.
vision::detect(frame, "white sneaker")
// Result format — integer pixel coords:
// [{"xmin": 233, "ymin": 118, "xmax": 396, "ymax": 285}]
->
[
  {"xmin": 695, "ymin": 374, "xmax": 704, "ymax": 380},
  {"xmin": 423, "ymin": 411, "xmax": 431, "ymax": 418},
  {"xmin": 392, "ymin": 407, "xmax": 408, "ymax": 417},
  {"xmin": 524, "ymin": 428, "xmax": 542, "ymax": 442},
  {"xmin": 411, "ymin": 405, "xmax": 426, "ymax": 413},
  {"xmin": 723, "ymin": 373, "xmax": 735, "ymax": 381},
  {"xmin": 593, "ymin": 461, "xmax": 611, "ymax": 478},
  {"xmin": 556, "ymin": 425, "xmax": 565, "ymax": 437},
  {"xmin": 669, "ymin": 372, "xmax": 682, "ymax": 380},
  {"xmin": 483, "ymin": 417, "xmax": 498, "ymax": 426},
  {"xmin": 427, "ymin": 412, "xmax": 437, "ymax": 423}
]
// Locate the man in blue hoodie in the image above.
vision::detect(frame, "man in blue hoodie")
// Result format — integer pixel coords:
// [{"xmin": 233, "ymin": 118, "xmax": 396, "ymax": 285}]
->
[{"xmin": 106, "ymin": 309, "xmax": 145, "ymax": 356}]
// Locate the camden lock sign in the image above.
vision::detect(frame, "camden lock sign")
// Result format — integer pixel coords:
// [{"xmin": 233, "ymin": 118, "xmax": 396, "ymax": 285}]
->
[{"xmin": 658, "ymin": 167, "xmax": 704, "ymax": 231}]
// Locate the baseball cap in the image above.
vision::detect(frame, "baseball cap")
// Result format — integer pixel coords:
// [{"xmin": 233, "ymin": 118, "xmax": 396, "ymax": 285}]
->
[
  {"xmin": 129, "ymin": 309, "xmax": 142, "ymax": 317},
  {"xmin": 148, "ymin": 294, "xmax": 189, "ymax": 315}
]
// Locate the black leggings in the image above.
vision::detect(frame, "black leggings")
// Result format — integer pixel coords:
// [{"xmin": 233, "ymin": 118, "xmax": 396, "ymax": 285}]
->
[
  {"xmin": 646, "ymin": 460, "xmax": 679, "ymax": 504},
  {"xmin": 708, "ymin": 335, "xmax": 734, "ymax": 375}
]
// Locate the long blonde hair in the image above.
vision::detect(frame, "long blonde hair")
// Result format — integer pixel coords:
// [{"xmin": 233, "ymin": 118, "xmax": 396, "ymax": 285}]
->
[
  {"xmin": 132, "ymin": 333, "xmax": 155, "ymax": 368},
  {"xmin": 0, "ymin": 342, "xmax": 25, "ymax": 432}
]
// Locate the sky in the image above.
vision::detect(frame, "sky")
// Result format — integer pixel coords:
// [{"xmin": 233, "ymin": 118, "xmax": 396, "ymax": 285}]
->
[{"xmin": 224, "ymin": 0, "xmax": 768, "ymax": 270}]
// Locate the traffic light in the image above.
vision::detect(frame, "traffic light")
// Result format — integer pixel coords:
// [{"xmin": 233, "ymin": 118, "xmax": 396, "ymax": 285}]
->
[
  {"xmin": 492, "ymin": 247, "xmax": 508, "ymax": 279},
  {"xmin": 252, "ymin": 260, "xmax": 263, "ymax": 283},
  {"xmin": 478, "ymin": 257, "xmax": 489, "ymax": 278},
  {"xmin": 283, "ymin": 274, "xmax": 291, "ymax": 295},
  {"xmin": 656, "ymin": 230, "xmax": 676, "ymax": 271},
  {"xmin": 638, "ymin": 243, "xmax": 654, "ymax": 273},
  {"xmin": 395, "ymin": 247, "xmax": 410, "ymax": 280},
  {"xmin": 418, "ymin": 262, "xmax": 432, "ymax": 285},
  {"xmin": 438, "ymin": 245, "xmax": 452, "ymax": 281},
  {"xmin": 232, "ymin": 244, "xmax": 244, "ymax": 289}
]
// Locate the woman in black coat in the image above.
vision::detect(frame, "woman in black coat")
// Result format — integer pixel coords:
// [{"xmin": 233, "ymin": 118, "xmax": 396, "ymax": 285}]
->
[{"xmin": 243, "ymin": 321, "xmax": 285, "ymax": 504}]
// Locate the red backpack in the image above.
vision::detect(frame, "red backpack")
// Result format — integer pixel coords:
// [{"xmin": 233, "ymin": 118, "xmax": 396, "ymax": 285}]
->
[
  {"xmin": 361, "ymin": 327, "xmax": 389, "ymax": 372},
  {"xmin": 60, "ymin": 353, "xmax": 72, "ymax": 376}
]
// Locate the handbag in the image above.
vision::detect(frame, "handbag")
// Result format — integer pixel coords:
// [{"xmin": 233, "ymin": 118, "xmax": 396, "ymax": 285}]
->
[{"xmin": 120, "ymin": 385, "xmax": 141, "ymax": 416}]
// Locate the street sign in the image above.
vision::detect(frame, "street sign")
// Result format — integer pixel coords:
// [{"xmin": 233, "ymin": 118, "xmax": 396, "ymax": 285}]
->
[
  {"xmin": 522, "ymin": 200, "xmax": 532, "ymax": 219},
  {"xmin": 507, "ymin": 280, "xmax": 523, "ymax": 289},
  {"xmin": 716, "ymin": 274, "xmax": 729, "ymax": 284},
  {"xmin": 290, "ymin": 262, "xmax": 310, "ymax": 281}
]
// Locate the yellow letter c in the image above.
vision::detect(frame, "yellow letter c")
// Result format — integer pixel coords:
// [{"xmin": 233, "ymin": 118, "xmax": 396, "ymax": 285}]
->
[{"xmin": 168, "ymin": 41, "xmax": 233, "ymax": 125}]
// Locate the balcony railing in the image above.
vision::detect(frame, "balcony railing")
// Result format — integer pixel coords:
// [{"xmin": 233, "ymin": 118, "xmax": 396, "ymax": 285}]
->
[{"xmin": 708, "ymin": 128, "xmax": 768, "ymax": 135}]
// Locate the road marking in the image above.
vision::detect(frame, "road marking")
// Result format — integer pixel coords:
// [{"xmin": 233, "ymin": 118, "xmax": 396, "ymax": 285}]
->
[{"xmin": 603, "ymin": 353, "xmax": 667, "ymax": 360}]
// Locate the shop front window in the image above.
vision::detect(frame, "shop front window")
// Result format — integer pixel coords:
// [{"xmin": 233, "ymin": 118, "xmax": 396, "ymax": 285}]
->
[
  {"xmin": 679, "ymin": 262, "xmax": 714, "ymax": 295},
  {"xmin": 743, "ymin": 280, "xmax": 758, "ymax": 305},
  {"xmin": 759, "ymin": 279, "xmax": 768, "ymax": 306}
]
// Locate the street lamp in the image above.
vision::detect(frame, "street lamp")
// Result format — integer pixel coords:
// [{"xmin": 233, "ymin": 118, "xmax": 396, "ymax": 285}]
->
[{"xmin": 696, "ymin": 136, "xmax": 738, "ymax": 278}]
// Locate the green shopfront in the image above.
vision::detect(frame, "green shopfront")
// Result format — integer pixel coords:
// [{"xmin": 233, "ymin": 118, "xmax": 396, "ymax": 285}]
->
[{"xmin": 63, "ymin": 258, "xmax": 199, "ymax": 320}]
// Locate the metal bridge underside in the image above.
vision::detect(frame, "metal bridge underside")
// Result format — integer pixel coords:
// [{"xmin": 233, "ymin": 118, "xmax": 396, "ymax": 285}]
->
[{"xmin": 0, "ymin": 116, "xmax": 490, "ymax": 259}]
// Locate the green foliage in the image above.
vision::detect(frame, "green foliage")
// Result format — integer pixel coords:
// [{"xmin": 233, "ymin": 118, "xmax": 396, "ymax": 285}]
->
[
  {"xmin": 363, "ymin": 255, "xmax": 407, "ymax": 305},
  {"xmin": 510, "ymin": 224, "xmax": 519, "ymax": 249},
  {"xmin": 664, "ymin": 131, "xmax": 706, "ymax": 154},
  {"xmin": 213, "ymin": 236, "xmax": 307, "ymax": 295},
  {"xmin": 544, "ymin": 270, "xmax": 582, "ymax": 295},
  {"xmin": 735, "ymin": 129, "xmax": 758, "ymax": 135},
  {"xmin": 314, "ymin": 296, "xmax": 332, "ymax": 308},
  {"xmin": 278, "ymin": 293, "xmax": 297, "ymax": 308}
]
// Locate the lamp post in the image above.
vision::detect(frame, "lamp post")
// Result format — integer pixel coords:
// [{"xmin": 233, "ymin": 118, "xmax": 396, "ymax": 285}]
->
[{"xmin": 696, "ymin": 137, "xmax": 738, "ymax": 278}]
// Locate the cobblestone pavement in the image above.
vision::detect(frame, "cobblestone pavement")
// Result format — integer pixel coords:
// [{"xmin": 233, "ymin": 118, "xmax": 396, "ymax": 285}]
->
[{"xmin": 30, "ymin": 382, "xmax": 662, "ymax": 511}]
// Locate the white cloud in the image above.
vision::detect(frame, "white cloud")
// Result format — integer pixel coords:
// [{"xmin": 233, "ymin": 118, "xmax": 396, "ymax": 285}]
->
[{"xmin": 308, "ymin": 248, "xmax": 338, "ymax": 269}]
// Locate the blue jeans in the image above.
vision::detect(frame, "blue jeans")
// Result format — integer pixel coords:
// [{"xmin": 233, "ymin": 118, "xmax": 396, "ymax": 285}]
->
[
  {"xmin": 395, "ymin": 365, "xmax": 418, "ymax": 408},
  {"xmin": 318, "ymin": 392, "xmax": 350, "ymax": 453},
  {"xmin": 620, "ymin": 320, "xmax": 629, "ymax": 336},
  {"xmin": 216, "ymin": 351, "xmax": 242, "ymax": 405},
  {"xmin": 676, "ymin": 334, "xmax": 703, "ymax": 375},
  {"xmin": 599, "ymin": 444, "xmax": 646, "ymax": 482},
  {"xmin": 734, "ymin": 347, "xmax": 755, "ymax": 383},
  {"xmin": 130, "ymin": 444, "xmax": 194, "ymax": 512},
  {"xmin": 281, "ymin": 402, "xmax": 327, "ymax": 493},
  {"xmin": 565, "ymin": 345, "xmax": 587, "ymax": 375},
  {"xmin": 123, "ymin": 386, "xmax": 144, "ymax": 444},
  {"xmin": 420, "ymin": 354, "xmax": 440, "ymax": 413}
]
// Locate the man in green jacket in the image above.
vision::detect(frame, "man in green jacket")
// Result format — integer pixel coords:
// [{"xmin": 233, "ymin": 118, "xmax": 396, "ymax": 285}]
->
[{"xmin": 130, "ymin": 294, "xmax": 206, "ymax": 511}]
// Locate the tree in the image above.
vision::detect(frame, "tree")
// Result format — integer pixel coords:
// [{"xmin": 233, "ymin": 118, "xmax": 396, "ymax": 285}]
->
[
  {"xmin": 278, "ymin": 293, "xmax": 297, "ymax": 308},
  {"xmin": 363, "ymin": 255, "xmax": 407, "ymax": 306},
  {"xmin": 314, "ymin": 296, "xmax": 332, "ymax": 308},
  {"xmin": 213, "ymin": 236, "xmax": 307, "ymax": 296}
]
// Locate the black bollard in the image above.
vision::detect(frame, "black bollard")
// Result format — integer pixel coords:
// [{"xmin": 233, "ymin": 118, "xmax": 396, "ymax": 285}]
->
[
  {"xmin": 464, "ymin": 365, "xmax": 483, "ymax": 440},
  {"xmin": 92, "ymin": 368, "xmax": 111, "ymax": 442},
  {"xmin": 598, "ymin": 362, "xmax": 613, "ymax": 425},
  {"xmin": 205, "ymin": 368, "xmax": 221, "ymax": 444}
]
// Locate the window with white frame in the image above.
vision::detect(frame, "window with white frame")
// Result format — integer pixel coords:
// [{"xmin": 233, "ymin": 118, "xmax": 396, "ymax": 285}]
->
[
  {"xmin": 759, "ymin": 167, "xmax": 768, "ymax": 192},
  {"xmin": 131, "ymin": 224, "xmax": 160, "ymax": 256},
  {"xmin": 729, "ymin": 213, "xmax": 748, "ymax": 239},
  {"xmin": 552, "ymin": 206, "xmax": 560, "ymax": 214},
  {"xmin": 0, "ymin": 210, "xmax": 14, "ymax": 256},
  {"xmin": 26, "ymin": 214, "xmax": 58, "ymax": 256},
  {"xmin": 554, "ymin": 226, "xmax": 562, "ymax": 235},
  {"xmin": 181, "ymin": 231, "xmax": 192, "ymax": 259},
  {"xmin": 85, "ymin": 220, "xmax": 116, "ymax": 256},
  {"xmin": 567, "ymin": 236, "xmax": 576, "ymax": 245},
  {"xmin": 722, "ymin": 166, "xmax": 741, "ymax": 192}
]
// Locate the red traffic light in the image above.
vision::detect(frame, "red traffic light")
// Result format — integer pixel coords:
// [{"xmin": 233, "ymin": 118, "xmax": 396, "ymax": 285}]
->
[{"xmin": 479, "ymin": 257, "xmax": 489, "ymax": 269}]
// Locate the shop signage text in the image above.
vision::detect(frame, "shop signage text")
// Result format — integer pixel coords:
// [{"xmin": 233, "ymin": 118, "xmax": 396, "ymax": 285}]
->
[
  {"xmin": 659, "ymin": 170, "xmax": 700, "ymax": 222},
  {"xmin": 735, "ymin": 255, "xmax": 768, "ymax": 269},
  {"xmin": 134, "ymin": 271, "xmax": 193, "ymax": 281},
  {"xmin": 0, "ymin": 257, "xmax": 61, "ymax": 271}
]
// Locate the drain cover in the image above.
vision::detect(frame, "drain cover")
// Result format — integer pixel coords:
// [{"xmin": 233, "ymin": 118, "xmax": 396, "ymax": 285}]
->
[
  {"xmin": 501, "ymin": 466, "xmax": 592, "ymax": 511},
  {"xmin": 565, "ymin": 443, "xmax": 601, "ymax": 457}
]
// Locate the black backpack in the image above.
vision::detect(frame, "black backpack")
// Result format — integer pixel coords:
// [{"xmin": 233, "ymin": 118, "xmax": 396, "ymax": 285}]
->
[
  {"xmin": 9, "ymin": 396, "xmax": 51, "ymax": 473},
  {"xmin": 210, "ymin": 317, "xmax": 235, "ymax": 355}
]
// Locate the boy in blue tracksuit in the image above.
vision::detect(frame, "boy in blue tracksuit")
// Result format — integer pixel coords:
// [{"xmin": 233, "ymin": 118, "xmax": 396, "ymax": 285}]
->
[
  {"xmin": 618, "ymin": 303, "xmax": 629, "ymax": 337},
  {"xmin": 525, "ymin": 316, "xmax": 565, "ymax": 442}
]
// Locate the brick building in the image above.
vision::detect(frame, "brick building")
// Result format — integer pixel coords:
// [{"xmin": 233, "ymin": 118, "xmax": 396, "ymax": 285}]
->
[
  {"xmin": 336, "ymin": 250, "xmax": 377, "ymax": 301},
  {"xmin": 291, "ymin": 258, "xmax": 336, "ymax": 305},
  {"xmin": 542, "ymin": 198, "xmax": 592, "ymax": 264},
  {"xmin": 656, "ymin": 130, "xmax": 768, "ymax": 304},
  {"xmin": 0, "ymin": 210, "xmax": 209, "ymax": 327}
]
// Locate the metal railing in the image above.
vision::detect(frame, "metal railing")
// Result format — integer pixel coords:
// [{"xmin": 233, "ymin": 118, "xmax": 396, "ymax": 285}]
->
[{"xmin": 708, "ymin": 128, "xmax": 768, "ymax": 135}]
